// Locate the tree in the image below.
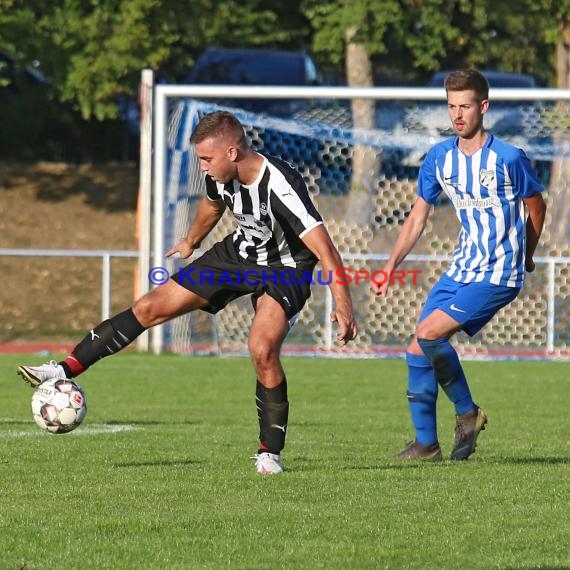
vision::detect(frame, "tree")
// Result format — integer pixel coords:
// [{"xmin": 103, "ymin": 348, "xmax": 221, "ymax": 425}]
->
[
  {"xmin": 3, "ymin": 0, "xmax": 570, "ymax": 141},
  {"xmin": 1, "ymin": 0, "xmax": 311, "ymax": 120},
  {"xmin": 543, "ymin": 0, "xmax": 570, "ymax": 248},
  {"xmin": 0, "ymin": 0, "xmax": 50, "ymax": 83},
  {"xmin": 303, "ymin": 0, "xmax": 403, "ymax": 231}
]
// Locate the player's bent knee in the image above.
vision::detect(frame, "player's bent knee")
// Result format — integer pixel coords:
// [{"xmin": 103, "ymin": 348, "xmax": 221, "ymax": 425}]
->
[
  {"xmin": 132, "ymin": 294, "xmax": 169, "ymax": 328},
  {"xmin": 415, "ymin": 321, "xmax": 441, "ymax": 341},
  {"xmin": 248, "ymin": 340, "xmax": 275, "ymax": 364},
  {"xmin": 248, "ymin": 337, "xmax": 280, "ymax": 368},
  {"xmin": 132, "ymin": 298, "xmax": 155, "ymax": 328}
]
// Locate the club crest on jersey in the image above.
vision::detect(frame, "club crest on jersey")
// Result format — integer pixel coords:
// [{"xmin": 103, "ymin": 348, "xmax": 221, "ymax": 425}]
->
[
  {"xmin": 479, "ymin": 169, "xmax": 495, "ymax": 187},
  {"xmin": 260, "ymin": 203, "xmax": 268, "ymax": 216}
]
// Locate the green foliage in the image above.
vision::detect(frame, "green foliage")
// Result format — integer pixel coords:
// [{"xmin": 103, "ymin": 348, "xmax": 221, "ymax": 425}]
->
[
  {"xmin": 303, "ymin": 0, "xmax": 402, "ymax": 65},
  {"xmin": 400, "ymin": 0, "xmax": 465, "ymax": 71},
  {"xmin": 46, "ymin": 0, "xmax": 189, "ymax": 119},
  {"xmin": 455, "ymin": 1, "xmax": 555, "ymax": 78},
  {"xmin": 0, "ymin": 355, "xmax": 569, "ymax": 568},
  {"xmin": 0, "ymin": 0, "xmax": 42, "ymax": 57},
  {"xmin": 1, "ymin": 0, "xmax": 569, "ymax": 123},
  {"xmin": 305, "ymin": 0, "xmax": 567, "ymax": 83},
  {"xmin": 1, "ymin": 0, "xmax": 311, "ymax": 120}
]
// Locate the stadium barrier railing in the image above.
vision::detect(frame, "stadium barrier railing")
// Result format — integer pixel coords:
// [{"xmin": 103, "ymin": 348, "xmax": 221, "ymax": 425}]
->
[{"xmin": 0, "ymin": 248, "xmax": 138, "ymax": 321}]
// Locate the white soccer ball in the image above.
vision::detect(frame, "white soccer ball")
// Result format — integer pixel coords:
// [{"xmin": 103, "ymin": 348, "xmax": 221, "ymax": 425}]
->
[{"xmin": 31, "ymin": 378, "xmax": 87, "ymax": 434}]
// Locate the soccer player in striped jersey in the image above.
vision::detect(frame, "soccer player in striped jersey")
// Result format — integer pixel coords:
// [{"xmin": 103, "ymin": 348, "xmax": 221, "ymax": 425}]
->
[
  {"xmin": 374, "ymin": 69, "xmax": 547, "ymax": 461},
  {"xmin": 18, "ymin": 111, "xmax": 357, "ymax": 474}
]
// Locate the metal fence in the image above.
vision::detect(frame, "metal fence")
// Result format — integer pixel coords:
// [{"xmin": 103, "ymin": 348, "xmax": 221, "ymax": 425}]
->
[
  {"xmin": 1, "ymin": 248, "xmax": 568, "ymax": 358},
  {"xmin": 0, "ymin": 248, "xmax": 138, "ymax": 321}
]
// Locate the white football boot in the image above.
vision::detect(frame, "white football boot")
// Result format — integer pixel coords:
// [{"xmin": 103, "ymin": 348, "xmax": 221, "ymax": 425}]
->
[
  {"xmin": 17, "ymin": 360, "xmax": 67, "ymax": 388},
  {"xmin": 252, "ymin": 452, "xmax": 284, "ymax": 475}
]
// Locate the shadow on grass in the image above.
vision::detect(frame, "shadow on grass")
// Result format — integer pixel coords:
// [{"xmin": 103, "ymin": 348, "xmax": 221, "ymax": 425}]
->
[
  {"xmin": 344, "ymin": 462, "xmax": 453, "ymax": 471},
  {"xmin": 342, "ymin": 457, "xmax": 569, "ymax": 470},
  {"xmin": 504, "ymin": 567, "xmax": 570, "ymax": 570},
  {"xmin": 491, "ymin": 457, "xmax": 569, "ymax": 465},
  {"xmin": 113, "ymin": 459, "xmax": 200, "ymax": 468},
  {"xmin": 290, "ymin": 456, "xmax": 453, "ymax": 472}
]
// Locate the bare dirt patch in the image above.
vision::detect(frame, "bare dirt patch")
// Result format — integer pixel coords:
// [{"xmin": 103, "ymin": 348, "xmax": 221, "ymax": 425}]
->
[{"xmin": 0, "ymin": 161, "xmax": 139, "ymax": 342}]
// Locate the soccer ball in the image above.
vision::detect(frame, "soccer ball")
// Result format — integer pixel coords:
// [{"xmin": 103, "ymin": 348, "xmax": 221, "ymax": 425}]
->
[{"xmin": 31, "ymin": 378, "xmax": 87, "ymax": 434}]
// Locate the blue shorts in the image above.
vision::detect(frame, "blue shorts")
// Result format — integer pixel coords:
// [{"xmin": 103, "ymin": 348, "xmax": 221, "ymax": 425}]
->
[{"xmin": 419, "ymin": 274, "xmax": 520, "ymax": 336}]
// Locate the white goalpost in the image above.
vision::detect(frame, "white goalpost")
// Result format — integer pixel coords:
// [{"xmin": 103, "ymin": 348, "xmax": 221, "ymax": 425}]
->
[{"xmin": 138, "ymin": 73, "xmax": 570, "ymax": 359}]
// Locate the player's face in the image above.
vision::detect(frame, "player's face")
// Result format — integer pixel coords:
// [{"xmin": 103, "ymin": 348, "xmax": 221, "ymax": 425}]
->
[
  {"xmin": 447, "ymin": 90, "xmax": 489, "ymax": 138},
  {"xmin": 195, "ymin": 136, "xmax": 238, "ymax": 183}
]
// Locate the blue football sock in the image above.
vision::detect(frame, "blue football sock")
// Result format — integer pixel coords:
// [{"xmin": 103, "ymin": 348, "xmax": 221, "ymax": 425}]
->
[
  {"xmin": 417, "ymin": 338, "xmax": 475, "ymax": 416},
  {"xmin": 406, "ymin": 352, "xmax": 438, "ymax": 445}
]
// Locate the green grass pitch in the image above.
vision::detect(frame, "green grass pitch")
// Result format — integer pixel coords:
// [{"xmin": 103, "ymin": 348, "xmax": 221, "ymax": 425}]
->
[{"xmin": 0, "ymin": 353, "xmax": 568, "ymax": 569}]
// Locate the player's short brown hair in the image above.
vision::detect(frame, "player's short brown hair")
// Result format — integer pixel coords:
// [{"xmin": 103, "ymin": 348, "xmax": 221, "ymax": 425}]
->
[
  {"xmin": 190, "ymin": 110, "xmax": 246, "ymax": 147},
  {"xmin": 445, "ymin": 69, "xmax": 489, "ymax": 101}
]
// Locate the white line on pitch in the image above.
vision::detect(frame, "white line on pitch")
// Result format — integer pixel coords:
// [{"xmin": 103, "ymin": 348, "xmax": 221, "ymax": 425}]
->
[{"xmin": 0, "ymin": 423, "xmax": 138, "ymax": 437}]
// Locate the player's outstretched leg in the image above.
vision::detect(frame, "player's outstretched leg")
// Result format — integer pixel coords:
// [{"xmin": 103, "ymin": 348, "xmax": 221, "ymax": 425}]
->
[
  {"xmin": 17, "ymin": 308, "xmax": 146, "ymax": 387},
  {"xmin": 417, "ymin": 337, "xmax": 486, "ymax": 460},
  {"xmin": 397, "ymin": 352, "xmax": 442, "ymax": 461}
]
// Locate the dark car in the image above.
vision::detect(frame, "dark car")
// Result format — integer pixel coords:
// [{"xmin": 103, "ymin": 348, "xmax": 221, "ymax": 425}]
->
[
  {"xmin": 122, "ymin": 47, "xmax": 322, "ymax": 138},
  {"xmin": 182, "ymin": 46, "xmax": 322, "ymax": 115},
  {"xmin": 427, "ymin": 69, "xmax": 538, "ymax": 89},
  {"xmin": 0, "ymin": 50, "xmax": 50, "ymax": 90}
]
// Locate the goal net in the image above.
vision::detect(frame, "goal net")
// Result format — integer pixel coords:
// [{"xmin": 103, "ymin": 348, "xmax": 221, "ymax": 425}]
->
[{"xmin": 148, "ymin": 86, "xmax": 570, "ymax": 359}]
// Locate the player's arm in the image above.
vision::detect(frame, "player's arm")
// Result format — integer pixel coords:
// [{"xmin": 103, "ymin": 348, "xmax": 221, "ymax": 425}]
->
[
  {"xmin": 373, "ymin": 197, "xmax": 432, "ymax": 296},
  {"xmin": 523, "ymin": 192, "xmax": 547, "ymax": 273},
  {"xmin": 166, "ymin": 198, "xmax": 226, "ymax": 259},
  {"xmin": 302, "ymin": 225, "xmax": 357, "ymax": 345}
]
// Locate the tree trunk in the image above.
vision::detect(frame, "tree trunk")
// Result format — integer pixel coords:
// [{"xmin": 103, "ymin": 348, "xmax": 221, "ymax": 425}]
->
[
  {"xmin": 556, "ymin": 34, "xmax": 570, "ymax": 88},
  {"xmin": 548, "ymin": 35, "xmax": 570, "ymax": 252},
  {"xmin": 344, "ymin": 26, "xmax": 379, "ymax": 232}
]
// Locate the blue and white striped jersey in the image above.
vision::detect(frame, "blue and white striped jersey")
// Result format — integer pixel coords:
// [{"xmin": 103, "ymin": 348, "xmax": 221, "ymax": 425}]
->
[{"xmin": 418, "ymin": 134, "xmax": 545, "ymax": 287}]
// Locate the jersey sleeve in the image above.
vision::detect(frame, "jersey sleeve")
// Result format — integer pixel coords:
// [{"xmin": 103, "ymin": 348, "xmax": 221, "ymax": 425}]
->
[
  {"xmin": 417, "ymin": 146, "xmax": 443, "ymax": 204},
  {"xmin": 270, "ymin": 173, "xmax": 323, "ymax": 237},
  {"xmin": 509, "ymin": 148, "xmax": 546, "ymax": 198}
]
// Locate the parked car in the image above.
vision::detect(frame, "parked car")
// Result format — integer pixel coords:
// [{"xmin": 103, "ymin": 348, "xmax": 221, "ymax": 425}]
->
[
  {"xmin": 428, "ymin": 69, "xmax": 538, "ymax": 89},
  {"xmin": 181, "ymin": 46, "xmax": 322, "ymax": 116},
  {"xmin": 0, "ymin": 50, "xmax": 50, "ymax": 90}
]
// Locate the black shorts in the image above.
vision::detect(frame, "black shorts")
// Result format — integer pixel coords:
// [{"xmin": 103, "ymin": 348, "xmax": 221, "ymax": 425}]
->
[{"xmin": 171, "ymin": 235, "xmax": 316, "ymax": 322}]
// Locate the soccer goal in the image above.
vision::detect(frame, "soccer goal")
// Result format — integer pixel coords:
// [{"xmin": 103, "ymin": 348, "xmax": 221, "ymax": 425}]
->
[{"xmin": 140, "ymin": 75, "xmax": 570, "ymax": 359}]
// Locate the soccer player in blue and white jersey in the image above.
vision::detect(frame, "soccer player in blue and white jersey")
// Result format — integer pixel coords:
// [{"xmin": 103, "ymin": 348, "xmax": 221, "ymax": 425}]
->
[{"xmin": 374, "ymin": 69, "xmax": 547, "ymax": 461}]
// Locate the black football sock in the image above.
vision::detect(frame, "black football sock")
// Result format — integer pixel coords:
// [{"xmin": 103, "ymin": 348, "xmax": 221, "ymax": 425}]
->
[
  {"xmin": 60, "ymin": 308, "xmax": 146, "ymax": 375},
  {"xmin": 256, "ymin": 377, "xmax": 289, "ymax": 455}
]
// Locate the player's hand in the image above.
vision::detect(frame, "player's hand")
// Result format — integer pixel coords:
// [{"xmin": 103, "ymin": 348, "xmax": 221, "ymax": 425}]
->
[
  {"xmin": 525, "ymin": 258, "xmax": 536, "ymax": 273},
  {"xmin": 372, "ymin": 266, "xmax": 392, "ymax": 296},
  {"xmin": 372, "ymin": 279, "xmax": 390, "ymax": 296},
  {"xmin": 166, "ymin": 238, "xmax": 196, "ymax": 259},
  {"xmin": 330, "ymin": 308, "xmax": 357, "ymax": 345}
]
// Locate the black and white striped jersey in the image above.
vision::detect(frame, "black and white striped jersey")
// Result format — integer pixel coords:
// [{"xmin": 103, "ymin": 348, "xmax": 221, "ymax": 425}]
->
[{"xmin": 205, "ymin": 154, "xmax": 323, "ymax": 268}]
